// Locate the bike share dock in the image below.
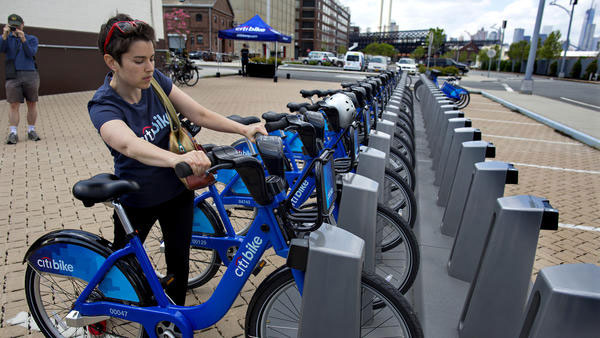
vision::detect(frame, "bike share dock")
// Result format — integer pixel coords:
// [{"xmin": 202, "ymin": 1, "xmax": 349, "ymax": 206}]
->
[{"xmin": 406, "ymin": 74, "xmax": 600, "ymax": 337}]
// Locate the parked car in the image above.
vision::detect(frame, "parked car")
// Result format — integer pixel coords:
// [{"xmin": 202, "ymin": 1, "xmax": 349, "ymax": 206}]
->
[
  {"xmin": 343, "ymin": 51, "xmax": 366, "ymax": 71},
  {"xmin": 324, "ymin": 52, "xmax": 344, "ymax": 67},
  {"xmin": 396, "ymin": 58, "xmax": 417, "ymax": 74},
  {"xmin": 428, "ymin": 58, "xmax": 469, "ymax": 73},
  {"xmin": 303, "ymin": 51, "xmax": 338, "ymax": 65},
  {"xmin": 188, "ymin": 50, "xmax": 203, "ymax": 60},
  {"xmin": 367, "ymin": 55, "xmax": 389, "ymax": 72}
]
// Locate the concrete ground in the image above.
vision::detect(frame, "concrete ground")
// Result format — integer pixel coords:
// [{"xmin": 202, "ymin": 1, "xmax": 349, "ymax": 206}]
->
[{"xmin": 0, "ymin": 76, "xmax": 598, "ymax": 337}]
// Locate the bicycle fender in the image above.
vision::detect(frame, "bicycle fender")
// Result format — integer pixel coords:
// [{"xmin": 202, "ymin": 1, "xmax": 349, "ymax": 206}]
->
[{"xmin": 23, "ymin": 229, "xmax": 153, "ymax": 305}]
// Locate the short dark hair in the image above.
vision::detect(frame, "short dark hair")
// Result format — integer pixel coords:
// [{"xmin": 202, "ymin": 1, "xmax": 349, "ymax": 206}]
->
[{"xmin": 98, "ymin": 13, "xmax": 156, "ymax": 64}]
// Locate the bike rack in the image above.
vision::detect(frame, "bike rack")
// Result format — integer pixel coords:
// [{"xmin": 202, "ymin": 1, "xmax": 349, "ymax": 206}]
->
[
  {"xmin": 440, "ymin": 141, "xmax": 496, "ymax": 237},
  {"xmin": 447, "ymin": 161, "xmax": 519, "ymax": 282},
  {"xmin": 436, "ymin": 127, "xmax": 481, "ymax": 193},
  {"xmin": 366, "ymin": 130, "xmax": 391, "ymax": 162},
  {"xmin": 357, "ymin": 146, "xmax": 387, "ymax": 201},
  {"xmin": 458, "ymin": 195, "xmax": 558, "ymax": 338},
  {"xmin": 375, "ymin": 118, "xmax": 396, "ymax": 141},
  {"xmin": 297, "ymin": 224, "xmax": 365, "ymax": 338},
  {"xmin": 431, "ymin": 114, "xmax": 467, "ymax": 164},
  {"xmin": 517, "ymin": 263, "xmax": 600, "ymax": 338}
]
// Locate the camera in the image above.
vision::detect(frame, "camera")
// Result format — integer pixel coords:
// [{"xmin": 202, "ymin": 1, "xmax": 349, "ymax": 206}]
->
[{"xmin": 9, "ymin": 26, "xmax": 16, "ymax": 31}]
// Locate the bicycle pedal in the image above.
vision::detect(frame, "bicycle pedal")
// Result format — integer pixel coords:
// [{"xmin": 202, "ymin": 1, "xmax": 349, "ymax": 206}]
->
[
  {"xmin": 160, "ymin": 274, "xmax": 176, "ymax": 288},
  {"xmin": 252, "ymin": 260, "xmax": 267, "ymax": 276}
]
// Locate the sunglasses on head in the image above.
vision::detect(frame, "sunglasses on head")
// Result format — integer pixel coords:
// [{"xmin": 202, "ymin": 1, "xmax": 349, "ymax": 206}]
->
[{"xmin": 103, "ymin": 20, "xmax": 146, "ymax": 54}]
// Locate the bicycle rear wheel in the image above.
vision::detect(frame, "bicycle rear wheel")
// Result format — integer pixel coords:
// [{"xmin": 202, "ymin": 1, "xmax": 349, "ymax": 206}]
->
[
  {"xmin": 25, "ymin": 265, "xmax": 145, "ymax": 337},
  {"xmin": 384, "ymin": 168, "xmax": 417, "ymax": 228},
  {"xmin": 387, "ymin": 148, "xmax": 416, "ymax": 191},
  {"xmin": 184, "ymin": 68, "xmax": 199, "ymax": 86},
  {"xmin": 245, "ymin": 268, "xmax": 423, "ymax": 337}
]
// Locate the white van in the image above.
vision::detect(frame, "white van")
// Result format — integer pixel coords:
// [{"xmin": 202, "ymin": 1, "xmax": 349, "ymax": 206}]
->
[{"xmin": 344, "ymin": 51, "xmax": 366, "ymax": 71}]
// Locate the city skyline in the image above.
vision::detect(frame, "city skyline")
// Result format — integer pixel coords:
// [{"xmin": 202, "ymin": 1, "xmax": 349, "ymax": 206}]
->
[{"xmin": 338, "ymin": 0, "xmax": 599, "ymax": 46}]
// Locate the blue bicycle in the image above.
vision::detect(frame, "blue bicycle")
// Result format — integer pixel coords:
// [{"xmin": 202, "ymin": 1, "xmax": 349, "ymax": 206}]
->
[
  {"xmin": 23, "ymin": 144, "xmax": 423, "ymax": 337},
  {"xmin": 414, "ymin": 69, "xmax": 470, "ymax": 109}
]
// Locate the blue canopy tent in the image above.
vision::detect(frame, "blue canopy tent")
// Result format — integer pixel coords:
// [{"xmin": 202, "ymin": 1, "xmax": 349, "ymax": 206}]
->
[{"xmin": 218, "ymin": 15, "xmax": 291, "ymax": 78}]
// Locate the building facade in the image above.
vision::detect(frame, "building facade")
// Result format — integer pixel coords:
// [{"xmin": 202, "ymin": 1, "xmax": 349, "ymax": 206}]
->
[
  {"xmin": 163, "ymin": 0, "xmax": 235, "ymax": 56},
  {"xmin": 577, "ymin": 4, "xmax": 596, "ymax": 51},
  {"xmin": 295, "ymin": 0, "xmax": 351, "ymax": 58},
  {"xmin": 229, "ymin": 0, "xmax": 295, "ymax": 59},
  {"xmin": 513, "ymin": 28, "xmax": 525, "ymax": 43}
]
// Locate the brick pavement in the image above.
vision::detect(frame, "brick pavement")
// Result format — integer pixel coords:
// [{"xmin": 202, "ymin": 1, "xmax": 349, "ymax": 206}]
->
[{"xmin": 0, "ymin": 78, "xmax": 598, "ymax": 337}]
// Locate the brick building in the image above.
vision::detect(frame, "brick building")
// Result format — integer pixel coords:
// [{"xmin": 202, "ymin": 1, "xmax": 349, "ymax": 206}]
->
[
  {"xmin": 295, "ymin": 0, "xmax": 350, "ymax": 58},
  {"xmin": 163, "ymin": 0, "xmax": 235, "ymax": 55}
]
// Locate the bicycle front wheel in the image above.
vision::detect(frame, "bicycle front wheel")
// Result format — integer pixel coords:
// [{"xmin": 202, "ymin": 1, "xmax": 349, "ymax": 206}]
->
[
  {"xmin": 384, "ymin": 168, "xmax": 417, "ymax": 228},
  {"xmin": 25, "ymin": 265, "xmax": 145, "ymax": 338},
  {"xmin": 184, "ymin": 68, "xmax": 199, "ymax": 86},
  {"xmin": 245, "ymin": 269, "xmax": 423, "ymax": 338}
]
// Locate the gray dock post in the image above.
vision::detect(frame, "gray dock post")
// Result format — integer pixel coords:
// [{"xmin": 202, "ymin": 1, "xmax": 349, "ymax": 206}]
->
[
  {"xmin": 448, "ymin": 162, "xmax": 519, "ymax": 282},
  {"xmin": 375, "ymin": 119, "xmax": 396, "ymax": 142},
  {"xmin": 367, "ymin": 130, "xmax": 391, "ymax": 161},
  {"xmin": 432, "ymin": 118, "xmax": 471, "ymax": 173},
  {"xmin": 357, "ymin": 146, "xmax": 387, "ymax": 201},
  {"xmin": 518, "ymin": 263, "xmax": 600, "ymax": 338},
  {"xmin": 431, "ymin": 111, "xmax": 465, "ymax": 156},
  {"xmin": 440, "ymin": 141, "xmax": 496, "ymax": 237},
  {"xmin": 457, "ymin": 195, "xmax": 558, "ymax": 338},
  {"xmin": 337, "ymin": 173, "xmax": 379, "ymax": 275},
  {"xmin": 436, "ymin": 128, "xmax": 481, "ymax": 203},
  {"xmin": 297, "ymin": 224, "xmax": 365, "ymax": 338}
]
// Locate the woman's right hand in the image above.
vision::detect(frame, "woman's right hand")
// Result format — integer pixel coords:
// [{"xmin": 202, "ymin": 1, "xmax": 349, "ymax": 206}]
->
[{"xmin": 177, "ymin": 150, "xmax": 211, "ymax": 177}]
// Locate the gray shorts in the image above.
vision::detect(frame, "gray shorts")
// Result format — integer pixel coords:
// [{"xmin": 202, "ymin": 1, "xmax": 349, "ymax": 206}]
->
[{"xmin": 6, "ymin": 71, "xmax": 40, "ymax": 103}]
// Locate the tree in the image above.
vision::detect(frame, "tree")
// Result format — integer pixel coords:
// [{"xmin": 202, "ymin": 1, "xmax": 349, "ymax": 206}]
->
[
  {"xmin": 507, "ymin": 40, "xmax": 530, "ymax": 63},
  {"xmin": 337, "ymin": 45, "xmax": 347, "ymax": 55},
  {"xmin": 164, "ymin": 8, "xmax": 191, "ymax": 35},
  {"xmin": 479, "ymin": 45, "xmax": 501, "ymax": 69},
  {"xmin": 411, "ymin": 46, "xmax": 425, "ymax": 60},
  {"xmin": 362, "ymin": 42, "xmax": 397, "ymax": 57},
  {"xmin": 538, "ymin": 31, "xmax": 562, "ymax": 60},
  {"xmin": 424, "ymin": 27, "xmax": 446, "ymax": 55},
  {"xmin": 570, "ymin": 58, "xmax": 582, "ymax": 78},
  {"xmin": 442, "ymin": 50, "xmax": 455, "ymax": 59}
]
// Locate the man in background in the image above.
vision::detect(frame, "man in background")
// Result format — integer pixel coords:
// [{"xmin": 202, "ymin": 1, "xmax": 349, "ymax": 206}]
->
[
  {"xmin": 1, "ymin": 14, "xmax": 41, "ymax": 144},
  {"xmin": 241, "ymin": 43, "xmax": 249, "ymax": 76}
]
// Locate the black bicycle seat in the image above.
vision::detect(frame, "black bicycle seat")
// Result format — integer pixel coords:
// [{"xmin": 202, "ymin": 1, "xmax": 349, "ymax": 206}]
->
[
  {"xmin": 300, "ymin": 89, "xmax": 320, "ymax": 98},
  {"xmin": 340, "ymin": 82, "xmax": 355, "ymax": 88},
  {"xmin": 227, "ymin": 115, "xmax": 261, "ymax": 125},
  {"xmin": 262, "ymin": 111, "xmax": 288, "ymax": 122},
  {"xmin": 73, "ymin": 173, "xmax": 140, "ymax": 207},
  {"xmin": 286, "ymin": 102, "xmax": 311, "ymax": 112}
]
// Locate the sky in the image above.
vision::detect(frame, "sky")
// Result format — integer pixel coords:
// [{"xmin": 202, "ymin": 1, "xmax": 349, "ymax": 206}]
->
[{"xmin": 338, "ymin": 0, "xmax": 600, "ymax": 45}]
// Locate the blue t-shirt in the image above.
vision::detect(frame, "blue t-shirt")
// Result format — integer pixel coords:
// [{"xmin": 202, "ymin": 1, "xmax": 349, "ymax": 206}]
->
[
  {"xmin": 88, "ymin": 69, "xmax": 185, "ymax": 208},
  {"xmin": 0, "ymin": 34, "xmax": 38, "ymax": 71}
]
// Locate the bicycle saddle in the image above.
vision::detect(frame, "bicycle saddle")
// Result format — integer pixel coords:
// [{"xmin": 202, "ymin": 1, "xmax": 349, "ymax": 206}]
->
[
  {"xmin": 349, "ymin": 87, "xmax": 366, "ymax": 107},
  {"xmin": 227, "ymin": 115, "xmax": 261, "ymax": 125},
  {"xmin": 340, "ymin": 82, "xmax": 355, "ymax": 88},
  {"xmin": 286, "ymin": 102, "xmax": 313, "ymax": 113},
  {"xmin": 255, "ymin": 135, "xmax": 288, "ymax": 179},
  {"xmin": 73, "ymin": 173, "xmax": 140, "ymax": 207},
  {"xmin": 262, "ymin": 111, "xmax": 288, "ymax": 122},
  {"xmin": 300, "ymin": 89, "xmax": 320, "ymax": 98}
]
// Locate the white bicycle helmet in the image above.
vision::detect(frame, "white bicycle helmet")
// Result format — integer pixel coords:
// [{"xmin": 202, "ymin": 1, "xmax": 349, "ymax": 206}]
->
[{"xmin": 319, "ymin": 93, "xmax": 356, "ymax": 130}]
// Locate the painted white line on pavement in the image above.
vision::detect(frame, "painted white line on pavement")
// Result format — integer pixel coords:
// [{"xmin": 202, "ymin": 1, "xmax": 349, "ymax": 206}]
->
[
  {"xmin": 469, "ymin": 117, "xmax": 540, "ymax": 126},
  {"xmin": 502, "ymin": 83, "xmax": 514, "ymax": 92},
  {"xmin": 558, "ymin": 223, "xmax": 600, "ymax": 232},
  {"xmin": 486, "ymin": 134, "xmax": 582, "ymax": 145},
  {"xmin": 8, "ymin": 311, "xmax": 39, "ymax": 330},
  {"xmin": 467, "ymin": 108, "xmax": 516, "ymax": 114},
  {"xmin": 560, "ymin": 97, "xmax": 600, "ymax": 110},
  {"xmin": 511, "ymin": 162, "xmax": 600, "ymax": 175}
]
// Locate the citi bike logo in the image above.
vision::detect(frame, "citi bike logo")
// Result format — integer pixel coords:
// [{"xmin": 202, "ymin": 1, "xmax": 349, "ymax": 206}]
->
[
  {"xmin": 291, "ymin": 180, "xmax": 310, "ymax": 205},
  {"xmin": 234, "ymin": 236, "xmax": 263, "ymax": 277},
  {"xmin": 37, "ymin": 257, "xmax": 74, "ymax": 273}
]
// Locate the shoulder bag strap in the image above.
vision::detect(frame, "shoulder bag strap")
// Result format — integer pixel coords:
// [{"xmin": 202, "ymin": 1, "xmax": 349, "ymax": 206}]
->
[{"xmin": 150, "ymin": 77, "xmax": 180, "ymax": 133}]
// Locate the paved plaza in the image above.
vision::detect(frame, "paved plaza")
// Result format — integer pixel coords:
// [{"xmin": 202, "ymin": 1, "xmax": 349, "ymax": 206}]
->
[{"xmin": 0, "ymin": 75, "xmax": 598, "ymax": 336}]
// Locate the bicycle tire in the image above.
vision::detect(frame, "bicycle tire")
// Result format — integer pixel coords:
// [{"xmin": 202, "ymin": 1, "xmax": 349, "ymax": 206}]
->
[
  {"xmin": 387, "ymin": 148, "xmax": 416, "ymax": 191},
  {"xmin": 377, "ymin": 204, "xmax": 420, "ymax": 294},
  {"xmin": 146, "ymin": 200, "xmax": 222, "ymax": 290},
  {"xmin": 391, "ymin": 135, "xmax": 416, "ymax": 168},
  {"xmin": 394, "ymin": 130, "xmax": 415, "ymax": 152},
  {"xmin": 184, "ymin": 68, "xmax": 199, "ymax": 86},
  {"xmin": 25, "ymin": 259, "xmax": 146, "ymax": 337},
  {"xmin": 457, "ymin": 90, "xmax": 470, "ymax": 109},
  {"xmin": 245, "ymin": 268, "xmax": 423, "ymax": 338},
  {"xmin": 384, "ymin": 168, "xmax": 417, "ymax": 228}
]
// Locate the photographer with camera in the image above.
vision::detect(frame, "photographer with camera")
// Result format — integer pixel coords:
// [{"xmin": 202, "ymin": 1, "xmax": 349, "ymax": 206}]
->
[{"xmin": 1, "ymin": 14, "xmax": 40, "ymax": 144}]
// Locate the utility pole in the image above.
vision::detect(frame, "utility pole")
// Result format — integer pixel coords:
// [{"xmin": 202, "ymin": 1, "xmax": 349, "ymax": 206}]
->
[
  {"xmin": 427, "ymin": 30, "xmax": 433, "ymax": 68},
  {"xmin": 520, "ymin": 0, "xmax": 546, "ymax": 94},
  {"xmin": 497, "ymin": 20, "xmax": 507, "ymax": 71},
  {"xmin": 556, "ymin": 0, "xmax": 578, "ymax": 78}
]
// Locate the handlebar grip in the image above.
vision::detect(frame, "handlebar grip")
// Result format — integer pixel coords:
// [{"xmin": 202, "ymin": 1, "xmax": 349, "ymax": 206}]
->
[
  {"xmin": 265, "ymin": 118, "xmax": 290, "ymax": 133},
  {"xmin": 175, "ymin": 162, "xmax": 194, "ymax": 178}
]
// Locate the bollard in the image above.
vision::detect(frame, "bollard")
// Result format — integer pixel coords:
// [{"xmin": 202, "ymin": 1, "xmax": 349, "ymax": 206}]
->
[
  {"xmin": 448, "ymin": 161, "xmax": 518, "ymax": 282},
  {"xmin": 432, "ymin": 118, "xmax": 471, "ymax": 170},
  {"xmin": 357, "ymin": 146, "xmax": 387, "ymax": 201},
  {"xmin": 297, "ymin": 223, "xmax": 365, "ymax": 338},
  {"xmin": 367, "ymin": 130, "xmax": 391, "ymax": 162},
  {"xmin": 517, "ymin": 264, "xmax": 600, "ymax": 338},
  {"xmin": 436, "ymin": 127, "xmax": 481, "ymax": 196},
  {"xmin": 337, "ymin": 173, "xmax": 379, "ymax": 275},
  {"xmin": 458, "ymin": 195, "xmax": 558, "ymax": 338},
  {"xmin": 440, "ymin": 141, "xmax": 496, "ymax": 237},
  {"xmin": 286, "ymin": 73, "xmax": 291, "ymax": 79}
]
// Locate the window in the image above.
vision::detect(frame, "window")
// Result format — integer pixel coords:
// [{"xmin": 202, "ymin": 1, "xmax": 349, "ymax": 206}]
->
[
  {"xmin": 196, "ymin": 35, "xmax": 203, "ymax": 44},
  {"xmin": 302, "ymin": 10, "xmax": 314, "ymax": 18},
  {"xmin": 303, "ymin": 0, "xmax": 315, "ymax": 6},
  {"xmin": 221, "ymin": 18, "xmax": 224, "ymax": 25},
  {"xmin": 302, "ymin": 21, "xmax": 314, "ymax": 28},
  {"xmin": 196, "ymin": 14, "xmax": 202, "ymax": 22},
  {"xmin": 214, "ymin": 16, "xmax": 217, "ymax": 23}
]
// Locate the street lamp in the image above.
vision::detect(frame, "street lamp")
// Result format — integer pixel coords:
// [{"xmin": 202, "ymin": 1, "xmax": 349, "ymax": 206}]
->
[
  {"xmin": 550, "ymin": 0, "xmax": 578, "ymax": 78},
  {"xmin": 497, "ymin": 20, "xmax": 507, "ymax": 72}
]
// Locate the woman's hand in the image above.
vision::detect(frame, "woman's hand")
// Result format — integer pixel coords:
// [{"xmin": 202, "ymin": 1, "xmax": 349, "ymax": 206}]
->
[
  {"xmin": 242, "ymin": 123, "xmax": 268, "ymax": 142},
  {"xmin": 177, "ymin": 150, "xmax": 211, "ymax": 177}
]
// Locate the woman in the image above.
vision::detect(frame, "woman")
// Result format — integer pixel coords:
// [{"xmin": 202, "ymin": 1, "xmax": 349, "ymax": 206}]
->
[{"xmin": 88, "ymin": 14, "xmax": 266, "ymax": 306}]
